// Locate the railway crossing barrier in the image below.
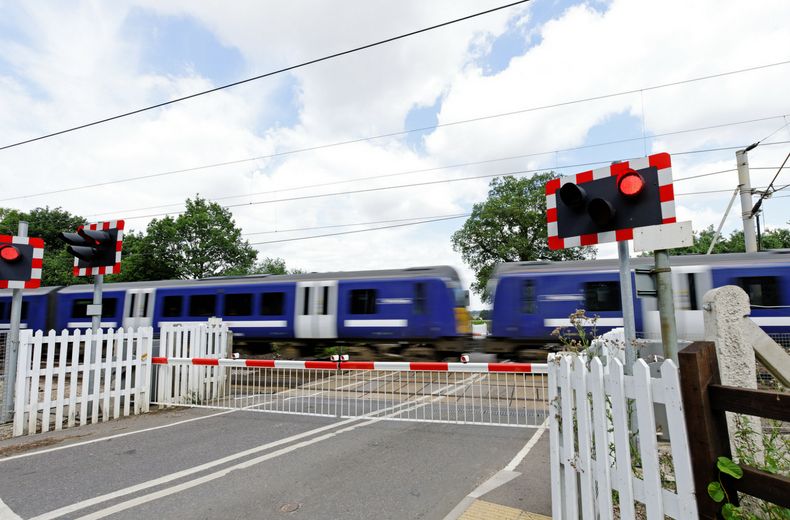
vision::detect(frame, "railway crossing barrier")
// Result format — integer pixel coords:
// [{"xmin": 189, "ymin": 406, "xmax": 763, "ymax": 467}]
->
[{"xmin": 151, "ymin": 357, "xmax": 550, "ymax": 428}]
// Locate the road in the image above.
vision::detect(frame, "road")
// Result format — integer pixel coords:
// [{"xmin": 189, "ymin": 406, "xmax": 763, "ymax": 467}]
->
[{"xmin": 0, "ymin": 406, "xmax": 550, "ymax": 519}]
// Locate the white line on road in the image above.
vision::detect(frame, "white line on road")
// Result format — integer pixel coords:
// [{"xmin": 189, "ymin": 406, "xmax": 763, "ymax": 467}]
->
[
  {"xmin": 443, "ymin": 421, "xmax": 548, "ymax": 520},
  {"xmin": 0, "ymin": 409, "xmax": 237, "ymax": 463},
  {"xmin": 0, "ymin": 498, "xmax": 23, "ymax": 520},
  {"xmin": 29, "ymin": 417, "xmax": 361, "ymax": 520}
]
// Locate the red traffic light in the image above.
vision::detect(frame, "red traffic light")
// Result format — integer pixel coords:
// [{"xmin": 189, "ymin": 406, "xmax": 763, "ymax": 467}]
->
[
  {"xmin": 0, "ymin": 244, "xmax": 21, "ymax": 263},
  {"xmin": 618, "ymin": 170, "xmax": 645, "ymax": 197}
]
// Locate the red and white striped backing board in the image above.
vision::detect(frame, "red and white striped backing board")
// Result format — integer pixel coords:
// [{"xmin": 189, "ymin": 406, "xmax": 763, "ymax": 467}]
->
[
  {"xmin": 546, "ymin": 152, "xmax": 675, "ymax": 250},
  {"xmin": 151, "ymin": 357, "xmax": 547, "ymax": 374},
  {"xmin": 0, "ymin": 235, "xmax": 44, "ymax": 289},
  {"xmin": 73, "ymin": 220, "xmax": 125, "ymax": 276}
]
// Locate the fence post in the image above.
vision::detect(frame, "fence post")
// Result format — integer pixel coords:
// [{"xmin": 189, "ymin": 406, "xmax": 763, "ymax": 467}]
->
[
  {"xmin": 678, "ymin": 341, "xmax": 736, "ymax": 519},
  {"xmin": 702, "ymin": 286, "xmax": 762, "ymax": 456}
]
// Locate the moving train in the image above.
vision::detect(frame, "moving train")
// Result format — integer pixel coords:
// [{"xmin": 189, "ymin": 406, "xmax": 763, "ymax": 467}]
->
[
  {"xmin": 487, "ymin": 251, "xmax": 790, "ymax": 357},
  {"xmin": 0, "ymin": 266, "xmax": 472, "ymax": 360},
  {"xmin": 1, "ymin": 251, "xmax": 789, "ymax": 360}
]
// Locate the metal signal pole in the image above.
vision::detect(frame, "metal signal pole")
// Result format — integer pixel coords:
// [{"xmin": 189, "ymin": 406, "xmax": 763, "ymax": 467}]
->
[
  {"xmin": 1, "ymin": 221, "xmax": 28, "ymax": 423},
  {"xmin": 617, "ymin": 241, "xmax": 637, "ymax": 373}
]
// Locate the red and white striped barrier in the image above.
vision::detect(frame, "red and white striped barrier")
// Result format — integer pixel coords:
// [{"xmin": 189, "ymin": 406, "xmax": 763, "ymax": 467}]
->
[
  {"xmin": 340, "ymin": 361, "xmax": 546, "ymax": 373},
  {"xmin": 151, "ymin": 357, "xmax": 337, "ymax": 370},
  {"xmin": 151, "ymin": 357, "xmax": 547, "ymax": 374}
]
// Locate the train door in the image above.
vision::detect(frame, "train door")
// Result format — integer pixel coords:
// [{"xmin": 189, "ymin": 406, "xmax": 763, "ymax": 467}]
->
[
  {"xmin": 294, "ymin": 281, "xmax": 338, "ymax": 339},
  {"xmin": 641, "ymin": 266, "xmax": 711, "ymax": 340},
  {"xmin": 122, "ymin": 289, "xmax": 155, "ymax": 330},
  {"xmin": 410, "ymin": 282, "xmax": 430, "ymax": 337}
]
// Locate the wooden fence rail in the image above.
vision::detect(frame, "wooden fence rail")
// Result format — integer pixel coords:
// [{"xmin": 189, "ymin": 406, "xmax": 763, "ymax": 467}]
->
[{"xmin": 678, "ymin": 341, "xmax": 790, "ymax": 517}]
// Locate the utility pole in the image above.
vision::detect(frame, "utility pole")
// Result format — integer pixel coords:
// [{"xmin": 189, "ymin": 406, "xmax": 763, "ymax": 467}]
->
[
  {"xmin": 1, "ymin": 221, "xmax": 28, "ymax": 423},
  {"xmin": 736, "ymin": 144, "xmax": 759, "ymax": 253}
]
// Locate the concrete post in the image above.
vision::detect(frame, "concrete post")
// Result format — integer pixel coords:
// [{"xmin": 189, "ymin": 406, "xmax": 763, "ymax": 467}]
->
[
  {"xmin": 702, "ymin": 286, "xmax": 762, "ymax": 459},
  {"xmin": 736, "ymin": 149, "xmax": 758, "ymax": 253}
]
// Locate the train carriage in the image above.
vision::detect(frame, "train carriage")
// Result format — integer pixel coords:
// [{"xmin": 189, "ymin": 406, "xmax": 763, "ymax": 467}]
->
[
  {"xmin": 488, "ymin": 251, "xmax": 790, "ymax": 355},
  {"xmin": 0, "ymin": 265, "xmax": 471, "ymax": 359}
]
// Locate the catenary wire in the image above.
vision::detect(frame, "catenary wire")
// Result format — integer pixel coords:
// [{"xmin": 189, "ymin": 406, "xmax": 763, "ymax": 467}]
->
[
  {"xmin": 0, "ymin": 0, "xmax": 532, "ymax": 152},
  {"xmin": 242, "ymin": 213, "xmax": 469, "ymax": 236},
  {"xmin": 246, "ymin": 214, "xmax": 470, "ymax": 245},
  {"xmin": 83, "ymin": 113, "xmax": 790, "ymax": 218},
  {"xmin": 3, "ymin": 58, "xmax": 790, "ymax": 203}
]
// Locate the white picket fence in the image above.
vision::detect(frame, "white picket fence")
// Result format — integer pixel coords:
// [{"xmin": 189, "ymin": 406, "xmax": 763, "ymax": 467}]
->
[
  {"xmin": 548, "ymin": 355, "xmax": 697, "ymax": 520},
  {"xmin": 13, "ymin": 327, "xmax": 154, "ymax": 437},
  {"xmin": 155, "ymin": 321, "xmax": 231, "ymax": 405}
]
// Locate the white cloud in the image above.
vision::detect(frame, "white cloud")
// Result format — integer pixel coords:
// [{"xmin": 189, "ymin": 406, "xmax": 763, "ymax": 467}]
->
[{"xmin": 1, "ymin": 0, "xmax": 789, "ymax": 309}]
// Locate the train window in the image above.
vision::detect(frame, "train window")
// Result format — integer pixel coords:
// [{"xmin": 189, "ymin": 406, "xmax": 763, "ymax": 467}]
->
[
  {"xmin": 302, "ymin": 287, "xmax": 311, "ymax": 315},
  {"xmin": 162, "ymin": 296, "xmax": 183, "ymax": 317},
  {"xmin": 71, "ymin": 298, "xmax": 117, "ymax": 318},
  {"xmin": 736, "ymin": 277, "xmax": 780, "ymax": 307},
  {"xmin": 261, "ymin": 292, "xmax": 285, "ymax": 316},
  {"xmin": 224, "ymin": 294, "xmax": 252, "ymax": 316},
  {"xmin": 128, "ymin": 293, "xmax": 137, "ymax": 318},
  {"xmin": 583, "ymin": 282, "xmax": 621, "ymax": 312},
  {"xmin": 521, "ymin": 280, "xmax": 537, "ymax": 314},
  {"xmin": 321, "ymin": 286, "xmax": 329, "ymax": 315},
  {"xmin": 414, "ymin": 283, "xmax": 426, "ymax": 315},
  {"xmin": 687, "ymin": 274, "xmax": 699, "ymax": 311},
  {"xmin": 21, "ymin": 301, "xmax": 29, "ymax": 320},
  {"xmin": 350, "ymin": 289, "xmax": 377, "ymax": 314},
  {"xmin": 0, "ymin": 302, "xmax": 6, "ymax": 320},
  {"xmin": 189, "ymin": 295, "xmax": 216, "ymax": 317},
  {"xmin": 141, "ymin": 293, "xmax": 150, "ymax": 317}
]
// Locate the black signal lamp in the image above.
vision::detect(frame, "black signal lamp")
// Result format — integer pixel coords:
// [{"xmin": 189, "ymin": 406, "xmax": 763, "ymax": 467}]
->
[
  {"xmin": 588, "ymin": 198, "xmax": 616, "ymax": 226},
  {"xmin": 559, "ymin": 183, "xmax": 587, "ymax": 210}
]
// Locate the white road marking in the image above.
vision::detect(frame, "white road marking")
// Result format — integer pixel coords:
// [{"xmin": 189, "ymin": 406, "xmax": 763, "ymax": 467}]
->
[
  {"xmin": 36, "ymin": 373, "xmax": 482, "ymax": 519},
  {"xmin": 29, "ymin": 417, "xmax": 361, "ymax": 520},
  {"xmin": 0, "ymin": 409, "xmax": 237, "ymax": 463},
  {"xmin": 504, "ymin": 419, "xmax": 548, "ymax": 471},
  {"xmin": 72, "ymin": 380, "xmax": 485, "ymax": 520},
  {"xmin": 0, "ymin": 498, "xmax": 23, "ymax": 520},
  {"xmin": 443, "ymin": 421, "xmax": 548, "ymax": 520}
]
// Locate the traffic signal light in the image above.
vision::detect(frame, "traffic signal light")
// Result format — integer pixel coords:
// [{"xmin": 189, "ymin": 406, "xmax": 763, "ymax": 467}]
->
[
  {"xmin": 59, "ymin": 220, "xmax": 125, "ymax": 276},
  {"xmin": 546, "ymin": 153, "xmax": 676, "ymax": 250},
  {"xmin": 0, "ymin": 235, "xmax": 44, "ymax": 289}
]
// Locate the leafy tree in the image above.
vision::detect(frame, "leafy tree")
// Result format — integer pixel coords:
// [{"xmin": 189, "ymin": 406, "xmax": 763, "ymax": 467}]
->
[
  {"xmin": 668, "ymin": 225, "xmax": 790, "ymax": 255},
  {"xmin": 452, "ymin": 174, "xmax": 595, "ymax": 301},
  {"xmin": 138, "ymin": 196, "xmax": 257, "ymax": 280},
  {"xmin": 236, "ymin": 256, "xmax": 306, "ymax": 276},
  {"xmin": 0, "ymin": 206, "xmax": 89, "ymax": 286}
]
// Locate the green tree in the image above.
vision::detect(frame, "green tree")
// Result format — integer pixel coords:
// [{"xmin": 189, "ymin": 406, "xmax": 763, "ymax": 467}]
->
[
  {"xmin": 452, "ymin": 174, "xmax": 595, "ymax": 301},
  {"xmin": 238, "ymin": 256, "xmax": 306, "ymax": 275},
  {"xmin": 669, "ymin": 225, "xmax": 790, "ymax": 255},
  {"xmin": 0, "ymin": 206, "xmax": 89, "ymax": 286},
  {"xmin": 138, "ymin": 196, "xmax": 257, "ymax": 280}
]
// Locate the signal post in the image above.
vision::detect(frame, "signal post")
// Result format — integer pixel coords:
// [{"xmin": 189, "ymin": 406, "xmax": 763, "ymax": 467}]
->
[
  {"xmin": 0, "ymin": 223, "xmax": 45, "ymax": 423},
  {"xmin": 59, "ymin": 220, "xmax": 125, "ymax": 415},
  {"xmin": 547, "ymin": 152, "xmax": 691, "ymax": 366}
]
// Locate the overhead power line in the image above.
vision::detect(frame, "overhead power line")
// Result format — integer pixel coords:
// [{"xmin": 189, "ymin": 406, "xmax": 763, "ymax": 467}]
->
[
  {"xmin": 242, "ymin": 213, "xmax": 469, "ymax": 236},
  {"xmin": 82, "ymin": 113, "xmax": 789, "ymax": 218},
  {"xmin": 247, "ymin": 214, "xmax": 469, "ymax": 245},
  {"xmin": 2, "ymin": 58, "xmax": 789, "ymax": 202},
  {"xmin": 0, "ymin": 0, "xmax": 532, "ymax": 152}
]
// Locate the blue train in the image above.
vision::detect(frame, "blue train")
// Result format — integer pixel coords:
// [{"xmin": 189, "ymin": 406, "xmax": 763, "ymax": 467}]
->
[
  {"xmin": 487, "ymin": 251, "xmax": 790, "ymax": 357},
  {"xmin": 0, "ymin": 266, "xmax": 472, "ymax": 359},
  {"xmin": 3, "ymin": 252, "xmax": 788, "ymax": 360}
]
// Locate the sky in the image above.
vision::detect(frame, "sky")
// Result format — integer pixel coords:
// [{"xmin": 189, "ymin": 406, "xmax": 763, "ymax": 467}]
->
[{"xmin": 1, "ymin": 0, "xmax": 789, "ymax": 308}]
